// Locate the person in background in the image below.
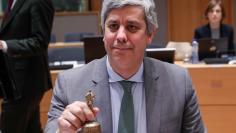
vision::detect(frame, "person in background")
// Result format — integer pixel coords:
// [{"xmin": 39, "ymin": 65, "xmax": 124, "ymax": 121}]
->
[
  {"xmin": 194, "ymin": 0, "xmax": 234, "ymax": 52},
  {"xmin": 45, "ymin": 0, "xmax": 205, "ymax": 133},
  {"xmin": 0, "ymin": 0, "xmax": 54, "ymax": 132}
]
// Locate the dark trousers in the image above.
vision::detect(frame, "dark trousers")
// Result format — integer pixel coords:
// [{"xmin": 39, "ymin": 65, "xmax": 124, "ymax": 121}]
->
[{"xmin": 0, "ymin": 92, "xmax": 44, "ymax": 133}]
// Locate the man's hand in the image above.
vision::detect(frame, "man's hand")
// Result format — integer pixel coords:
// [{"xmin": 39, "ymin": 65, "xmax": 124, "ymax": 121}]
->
[{"xmin": 58, "ymin": 101, "xmax": 100, "ymax": 133}]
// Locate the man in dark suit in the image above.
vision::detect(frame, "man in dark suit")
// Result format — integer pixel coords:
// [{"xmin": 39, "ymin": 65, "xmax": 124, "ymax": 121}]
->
[
  {"xmin": 0, "ymin": 0, "xmax": 54, "ymax": 132},
  {"xmin": 45, "ymin": 0, "xmax": 205, "ymax": 133}
]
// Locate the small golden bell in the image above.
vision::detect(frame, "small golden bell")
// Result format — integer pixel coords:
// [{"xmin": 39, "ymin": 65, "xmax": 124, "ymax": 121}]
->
[
  {"xmin": 82, "ymin": 121, "xmax": 101, "ymax": 133},
  {"xmin": 82, "ymin": 90, "xmax": 102, "ymax": 133}
]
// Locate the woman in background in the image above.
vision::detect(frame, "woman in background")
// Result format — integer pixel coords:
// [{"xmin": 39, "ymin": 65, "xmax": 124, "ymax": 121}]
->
[{"xmin": 194, "ymin": 0, "xmax": 234, "ymax": 52}]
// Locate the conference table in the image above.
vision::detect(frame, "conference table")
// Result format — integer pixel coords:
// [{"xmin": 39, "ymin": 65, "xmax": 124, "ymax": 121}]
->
[
  {"xmin": 176, "ymin": 62, "xmax": 236, "ymax": 133},
  {"xmin": 39, "ymin": 62, "xmax": 236, "ymax": 132}
]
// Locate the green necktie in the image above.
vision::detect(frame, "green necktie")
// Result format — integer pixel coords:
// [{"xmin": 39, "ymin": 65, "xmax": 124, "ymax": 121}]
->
[{"xmin": 118, "ymin": 81, "xmax": 134, "ymax": 133}]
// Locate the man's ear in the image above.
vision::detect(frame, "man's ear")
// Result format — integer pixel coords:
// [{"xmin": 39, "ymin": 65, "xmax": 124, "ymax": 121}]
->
[{"xmin": 147, "ymin": 28, "xmax": 157, "ymax": 45}]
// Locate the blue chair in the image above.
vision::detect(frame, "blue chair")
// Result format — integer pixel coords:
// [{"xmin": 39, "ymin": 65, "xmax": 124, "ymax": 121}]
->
[
  {"xmin": 48, "ymin": 46, "xmax": 84, "ymax": 62},
  {"xmin": 64, "ymin": 32, "xmax": 95, "ymax": 42}
]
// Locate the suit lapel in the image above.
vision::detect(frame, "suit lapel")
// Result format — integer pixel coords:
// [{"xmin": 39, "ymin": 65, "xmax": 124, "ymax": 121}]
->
[
  {"xmin": 1, "ymin": 0, "xmax": 26, "ymax": 32},
  {"xmin": 144, "ymin": 58, "xmax": 162, "ymax": 132},
  {"xmin": 90, "ymin": 57, "xmax": 113, "ymax": 133}
]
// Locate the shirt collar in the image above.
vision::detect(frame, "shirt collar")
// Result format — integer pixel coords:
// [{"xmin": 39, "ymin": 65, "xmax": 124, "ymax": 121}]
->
[{"xmin": 106, "ymin": 57, "xmax": 144, "ymax": 83}]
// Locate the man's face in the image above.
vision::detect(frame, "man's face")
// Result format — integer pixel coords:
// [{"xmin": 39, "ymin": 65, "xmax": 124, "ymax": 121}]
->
[
  {"xmin": 103, "ymin": 6, "xmax": 154, "ymax": 70},
  {"xmin": 207, "ymin": 4, "xmax": 222, "ymax": 24}
]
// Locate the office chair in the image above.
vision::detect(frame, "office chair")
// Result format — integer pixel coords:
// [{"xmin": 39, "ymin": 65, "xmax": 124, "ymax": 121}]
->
[
  {"xmin": 64, "ymin": 32, "xmax": 95, "ymax": 42},
  {"xmin": 82, "ymin": 35, "xmax": 106, "ymax": 64},
  {"xmin": 48, "ymin": 46, "xmax": 85, "ymax": 70},
  {"xmin": 48, "ymin": 46, "xmax": 85, "ymax": 62}
]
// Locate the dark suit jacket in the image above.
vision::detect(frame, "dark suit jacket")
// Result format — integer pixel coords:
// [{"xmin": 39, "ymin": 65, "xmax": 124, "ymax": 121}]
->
[
  {"xmin": 194, "ymin": 23, "xmax": 234, "ymax": 51},
  {"xmin": 0, "ymin": 0, "xmax": 54, "ymax": 99},
  {"xmin": 45, "ymin": 56, "xmax": 205, "ymax": 133}
]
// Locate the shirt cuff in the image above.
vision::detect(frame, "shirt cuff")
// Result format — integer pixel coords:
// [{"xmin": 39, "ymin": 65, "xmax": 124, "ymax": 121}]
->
[
  {"xmin": 0, "ymin": 40, "xmax": 8, "ymax": 53},
  {"xmin": 56, "ymin": 129, "xmax": 60, "ymax": 133}
]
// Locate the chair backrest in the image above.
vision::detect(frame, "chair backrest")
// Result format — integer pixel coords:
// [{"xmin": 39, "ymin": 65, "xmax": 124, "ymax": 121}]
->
[
  {"xmin": 48, "ymin": 46, "xmax": 84, "ymax": 62},
  {"xmin": 82, "ymin": 35, "xmax": 106, "ymax": 63},
  {"xmin": 80, "ymin": 32, "xmax": 95, "ymax": 40},
  {"xmin": 64, "ymin": 32, "xmax": 94, "ymax": 42}
]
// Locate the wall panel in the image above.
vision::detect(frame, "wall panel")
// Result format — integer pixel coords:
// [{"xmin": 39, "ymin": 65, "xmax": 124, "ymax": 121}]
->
[
  {"xmin": 90, "ymin": 0, "xmax": 102, "ymax": 11},
  {"xmin": 233, "ymin": 0, "xmax": 236, "ymax": 44}
]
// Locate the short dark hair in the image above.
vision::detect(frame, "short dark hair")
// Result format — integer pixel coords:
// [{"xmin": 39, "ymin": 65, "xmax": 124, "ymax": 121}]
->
[{"xmin": 204, "ymin": 0, "xmax": 226, "ymax": 21}]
